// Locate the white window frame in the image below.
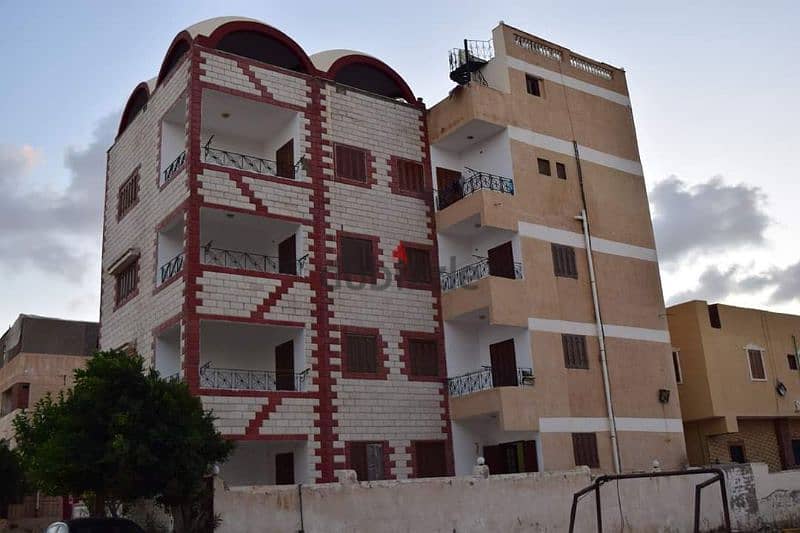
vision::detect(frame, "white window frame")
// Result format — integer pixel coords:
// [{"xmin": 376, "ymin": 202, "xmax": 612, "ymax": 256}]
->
[
  {"xmin": 744, "ymin": 343, "xmax": 767, "ymax": 382},
  {"xmin": 671, "ymin": 348, "xmax": 683, "ymax": 384}
]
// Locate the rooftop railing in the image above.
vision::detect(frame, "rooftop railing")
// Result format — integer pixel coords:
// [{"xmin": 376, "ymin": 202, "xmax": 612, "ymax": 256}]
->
[
  {"xmin": 447, "ymin": 367, "xmax": 533, "ymax": 397},
  {"xmin": 435, "ymin": 168, "xmax": 514, "ymax": 211},
  {"xmin": 200, "ymin": 365, "xmax": 309, "ymax": 392},
  {"xmin": 440, "ymin": 258, "xmax": 523, "ymax": 292}
]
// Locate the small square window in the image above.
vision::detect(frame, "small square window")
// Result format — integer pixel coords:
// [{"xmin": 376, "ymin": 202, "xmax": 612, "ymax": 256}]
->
[
  {"xmin": 335, "ymin": 144, "xmax": 368, "ymax": 183},
  {"xmin": 572, "ymin": 433, "xmax": 599, "ymax": 468},
  {"xmin": 556, "ymin": 162, "xmax": 567, "ymax": 180},
  {"xmin": 788, "ymin": 354, "xmax": 798, "ymax": 371},
  {"xmin": 117, "ymin": 172, "xmax": 139, "ymax": 220},
  {"xmin": 525, "ymin": 75, "xmax": 542, "ymax": 97},
  {"xmin": 345, "ymin": 333, "xmax": 378, "ymax": 374},
  {"xmin": 552, "ymin": 244, "xmax": 577, "ymax": 278},
  {"xmin": 404, "ymin": 247, "xmax": 432, "ymax": 284},
  {"xmin": 537, "ymin": 158, "xmax": 551, "ymax": 176},
  {"xmin": 349, "ymin": 442, "xmax": 385, "ymax": 481},
  {"xmin": 397, "ymin": 159, "xmax": 425, "ymax": 193},
  {"xmin": 340, "ymin": 236, "xmax": 375, "ymax": 278},
  {"xmin": 115, "ymin": 260, "xmax": 139, "ymax": 307},
  {"xmin": 729, "ymin": 444, "xmax": 746, "ymax": 464}
]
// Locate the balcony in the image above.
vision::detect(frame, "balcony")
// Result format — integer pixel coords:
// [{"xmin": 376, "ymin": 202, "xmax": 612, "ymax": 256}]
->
[
  {"xmin": 440, "ymin": 257, "xmax": 522, "ymax": 292},
  {"xmin": 448, "ymin": 366, "xmax": 533, "ymax": 397},
  {"xmin": 448, "ymin": 373, "xmax": 538, "ymax": 432},
  {"xmin": 160, "ymin": 95, "xmax": 187, "ymax": 187},
  {"xmin": 199, "ymin": 320, "xmax": 307, "ymax": 393},
  {"xmin": 159, "ymin": 253, "xmax": 184, "ymax": 286},
  {"xmin": 156, "ymin": 215, "xmax": 184, "ymax": 288},
  {"xmin": 201, "ymin": 88, "xmax": 303, "ymax": 180},
  {"xmin": 200, "ymin": 365, "xmax": 309, "ymax": 392},
  {"xmin": 200, "ymin": 207, "xmax": 306, "ymax": 276},
  {"xmin": 435, "ymin": 168, "xmax": 514, "ymax": 211}
]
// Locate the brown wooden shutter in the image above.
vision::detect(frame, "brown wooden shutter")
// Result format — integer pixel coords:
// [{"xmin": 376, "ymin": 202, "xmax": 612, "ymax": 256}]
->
[
  {"xmin": 537, "ymin": 158, "xmax": 551, "ymax": 175},
  {"xmin": 522, "ymin": 440, "xmax": 539, "ymax": 472},
  {"xmin": 572, "ymin": 433, "xmax": 599, "ymax": 468},
  {"xmin": 275, "ymin": 340, "xmax": 294, "ymax": 391},
  {"xmin": 562, "ymin": 334, "xmax": 588, "ymax": 369},
  {"xmin": 346, "ymin": 333, "xmax": 377, "ymax": 373},
  {"xmin": 349, "ymin": 442, "xmax": 368, "ymax": 481},
  {"xmin": 341, "ymin": 237, "xmax": 374, "ymax": 276},
  {"xmin": 490, "ymin": 339, "xmax": 518, "ymax": 386},
  {"xmin": 275, "ymin": 452, "xmax": 295, "ymax": 485},
  {"xmin": 336, "ymin": 145, "xmax": 367, "ymax": 182},
  {"xmin": 552, "ymin": 244, "xmax": 578, "ymax": 278},
  {"xmin": 483, "ymin": 444, "xmax": 506, "ymax": 475},
  {"xmin": 405, "ymin": 247, "xmax": 431, "ymax": 283},
  {"xmin": 488, "ymin": 241, "xmax": 516, "ymax": 279},
  {"xmin": 399, "ymin": 160, "xmax": 424, "ymax": 192},
  {"xmin": 748, "ymin": 349, "xmax": 765, "ymax": 379},
  {"xmin": 415, "ymin": 441, "xmax": 447, "ymax": 478},
  {"xmin": 409, "ymin": 339, "xmax": 438, "ymax": 377},
  {"xmin": 556, "ymin": 162, "xmax": 567, "ymax": 180},
  {"xmin": 278, "ymin": 234, "xmax": 297, "ymax": 275},
  {"xmin": 275, "ymin": 139, "xmax": 295, "ymax": 179}
]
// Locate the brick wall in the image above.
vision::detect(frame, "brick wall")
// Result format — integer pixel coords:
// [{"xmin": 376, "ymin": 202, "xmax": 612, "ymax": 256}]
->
[{"xmin": 707, "ymin": 419, "xmax": 783, "ymax": 472}]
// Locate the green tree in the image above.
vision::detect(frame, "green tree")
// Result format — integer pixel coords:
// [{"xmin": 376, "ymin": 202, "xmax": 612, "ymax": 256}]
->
[
  {"xmin": 0, "ymin": 439, "xmax": 26, "ymax": 519},
  {"xmin": 13, "ymin": 349, "xmax": 233, "ymax": 531}
]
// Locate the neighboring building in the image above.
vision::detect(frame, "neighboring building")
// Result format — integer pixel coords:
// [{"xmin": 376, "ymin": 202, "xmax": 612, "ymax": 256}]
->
[
  {"xmin": 668, "ymin": 300, "xmax": 800, "ymax": 471},
  {"xmin": 429, "ymin": 23, "xmax": 685, "ymax": 475},
  {"xmin": 0, "ymin": 314, "xmax": 99, "ymax": 443},
  {"xmin": 101, "ymin": 16, "xmax": 683, "ymax": 484}
]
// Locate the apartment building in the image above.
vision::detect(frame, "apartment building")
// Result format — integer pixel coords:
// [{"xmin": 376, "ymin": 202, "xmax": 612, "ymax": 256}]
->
[
  {"xmin": 101, "ymin": 17, "xmax": 448, "ymax": 485},
  {"xmin": 430, "ymin": 23, "xmax": 685, "ymax": 474},
  {"xmin": 0, "ymin": 315, "xmax": 99, "ymax": 443},
  {"xmin": 668, "ymin": 300, "xmax": 800, "ymax": 471},
  {"xmin": 101, "ymin": 16, "xmax": 684, "ymax": 483}
]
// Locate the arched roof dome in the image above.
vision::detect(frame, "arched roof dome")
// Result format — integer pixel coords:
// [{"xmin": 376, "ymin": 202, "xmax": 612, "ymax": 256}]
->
[
  {"xmin": 312, "ymin": 49, "xmax": 415, "ymax": 103},
  {"xmin": 309, "ymin": 49, "xmax": 376, "ymax": 72},
  {"xmin": 183, "ymin": 16, "xmax": 264, "ymax": 39}
]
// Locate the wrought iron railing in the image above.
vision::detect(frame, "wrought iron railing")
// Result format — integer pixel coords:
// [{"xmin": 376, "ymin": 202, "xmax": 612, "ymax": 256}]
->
[
  {"xmin": 440, "ymin": 258, "xmax": 523, "ymax": 292},
  {"xmin": 449, "ymin": 39, "xmax": 494, "ymax": 72},
  {"xmin": 202, "ymin": 246, "xmax": 307, "ymax": 275},
  {"xmin": 435, "ymin": 168, "xmax": 514, "ymax": 210},
  {"xmin": 200, "ymin": 365, "xmax": 309, "ymax": 392},
  {"xmin": 159, "ymin": 252, "xmax": 185, "ymax": 285},
  {"xmin": 162, "ymin": 150, "xmax": 186, "ymax": 185},
  {"xmin": 203, "ymin": 146, "xmax": 305, "ymax": 179},
  {"xmin": 447, "ymin": 367, "xmax": 533, "ymax": 397}
]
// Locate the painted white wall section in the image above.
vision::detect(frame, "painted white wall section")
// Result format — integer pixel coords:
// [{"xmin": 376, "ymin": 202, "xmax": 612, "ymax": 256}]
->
[
  {"xmin": 517, "ymin": 221, "xmax": 658, "ymax": 262},
  {"xmin": 539, "ymin": 417, "xmax": 683, "ymax": 433}
]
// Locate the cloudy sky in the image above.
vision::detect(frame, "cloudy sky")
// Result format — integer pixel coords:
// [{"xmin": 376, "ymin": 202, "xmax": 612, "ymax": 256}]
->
[{"xmin": 1, "ymin": 0, "xmax": 798, "ymax": 329}]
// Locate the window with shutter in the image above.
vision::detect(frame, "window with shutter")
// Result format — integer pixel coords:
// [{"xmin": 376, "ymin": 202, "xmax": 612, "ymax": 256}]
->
[
  {"xmin": 117, "ymin": 172, "xmax": 140, "ymax": 220},
  {"xmin": 414, "ymin": 441, "xmax": 447, "ymax": 478},
  {"xmin": 552, "ymin": 244, "xmax": 578, "ymax": 278},
  {"xmin": 340, "ymin": 235, "xmax": 375, "ymax": 279},
  {"xmin": 556, "ymin": 162, "xmax": 567, "ymax": 180},
  {"xmin": 572, "ymin": 433, "xmax": 599, "ymax": 468},
  {"xmin": 397, "ymin": 159, "xmax": 425, "ymax": 193},
  {"xmin": 562, "ymin": 334, "xmax": 588, "ymax": 369},
  {"xmin": 345, "ymin": 333, "xmax": 378, "ymax": 374},
  {"xmin": 403, "ymin": 247, "xmax": 431, "ymax": 284},
  {"xmin": 335, "ymin": 144, "xmax": 368, "ymax": 183},
  {"xmin": 115, "ymin": 260, "xmax": 139, "ymax": 307},
  {"xmin": 537, "ymin": 158, "xmax": 551, "ymax": 176},
  {"xmin": 526, "ymin": 75, "xmax": 542, "ymax": 97},
  {"xmin": 788, "ymin": 354, "xmax": 798, "ymax": 371},
  {"xmin": 409, "ymin": 339, "xmax": 439, "ymax": 377},
  {"xmin": 729, "ymin": 444, "xmax": 746, "ymax": 464},
  {"xmin": 349, "ymin": 442, "xmax": 384, "ymax": 481},
  {"xmin": 747, "ymin": 349, "xmax": 766, "ymax": 380}
]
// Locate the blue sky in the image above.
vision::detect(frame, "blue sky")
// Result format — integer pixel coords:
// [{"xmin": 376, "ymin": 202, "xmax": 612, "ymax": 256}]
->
[{"xmin": 1, "ymin": 0, "xmax": 799, "ymax": 329}]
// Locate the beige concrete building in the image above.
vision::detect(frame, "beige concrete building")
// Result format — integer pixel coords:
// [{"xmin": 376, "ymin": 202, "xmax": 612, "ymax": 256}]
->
[
  {"xmin": 668, "ymin": 300, "xmax": 800, "ymax": 471},
  {"xmin": 431, "ymin": 23, "xmax": 685, "ymax": 474},
  {"xmin": 0, "ymin": 315, "xmax": 99, "ymax": 443}
]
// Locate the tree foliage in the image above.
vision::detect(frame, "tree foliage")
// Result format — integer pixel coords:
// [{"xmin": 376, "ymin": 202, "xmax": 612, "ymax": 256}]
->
[
  {"xmin": 0, "ymin": 439, "xmax": 26, "ymax": 519},
  {"xmin": 13, "ymin": 349, "xmax": 233, "ymax": 529}
]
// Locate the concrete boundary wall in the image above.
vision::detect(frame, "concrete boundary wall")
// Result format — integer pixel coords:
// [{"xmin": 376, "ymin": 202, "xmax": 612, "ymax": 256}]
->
[{"xmin": 216, "ymin": 466, "xmax": 797, "ymax": 532}]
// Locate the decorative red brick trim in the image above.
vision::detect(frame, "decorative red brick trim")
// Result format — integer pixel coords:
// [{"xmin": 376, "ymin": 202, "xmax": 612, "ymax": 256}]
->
[
  {"xmin": 395, "ymin": 241, "xmax": 435, "ymax": 291},
  {"xmin": 409, "ymin": 439, "xmax": 454, "ymax": 478},
  {"xmin": 201, "ymin": 162, "xmax": 314, "ymax": 189},
  {"xmin": 332, "ymin": 142, "xmax": 377, "ymax": 189},
  {"xmin": 388, "ymin": 155, "xmax": 430, "ymax": 200},
  {"xmin": 221, "ymin": 172, "xmax": 312, "ymax": 225},
  {"xmin": 344, "ymin": 440, "xmax": 393, "ymax": 481},
  {"xmin": 117, "ymin": 82, "xmax": 151, "ymax": 139},
  {"xmin": 194, "ymin": 314, "xmax": 306, "ymax": 329},
  {"xmin": 226, "ymin": 434, "xmax": 309, "ymax": 441},
  {"xmin": 399, "ymin": 331, "xmax": 445, "ymax": 383},
  {"xmin": 245, "ymin": 397, "xmax": 283, "ymax": 437},
  {"xmin": 333, "ymin": 230, "xmax": 382, "ymax": 285},
  {"xmin": 249, "ymin": 278, "xmax": 296, "ymax": 320},
  {"xmin": 338, "ymin": 326, "xmax": 389, "ymax": 380}
]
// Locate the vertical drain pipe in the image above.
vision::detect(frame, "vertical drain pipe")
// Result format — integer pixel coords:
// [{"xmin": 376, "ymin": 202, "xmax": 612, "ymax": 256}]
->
[{"xmin": 572, "ymin": 141, "xmax": 621, "ymax": 474}]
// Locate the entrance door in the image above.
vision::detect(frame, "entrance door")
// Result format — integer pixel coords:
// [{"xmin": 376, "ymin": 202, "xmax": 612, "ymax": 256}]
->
[
  {"xmin": 436, "ymin": 167, "xmax": 463, "ymax": 208},
  {"xmin": 483, "ymin": 441, "xmax": 539, "ymax": 475},
  {"xmin": 483, "ymin": 444, "xmax": 506, "ymax": 475},
  {"xmin": 278, "ymin": 234, "xmax": 297, "ymax": 275},
  {"xmin": 275, "ymin": 452, "xmax": 294, "ymax": 485},
  {"xmin": 275, "ymin": 139, "xmax": 295, "ymax": 179},
  {"xmin": 490, "ymin": 339, "xmax": 518, "ymax": 387},
  {"xmin": 488, "ymin": 241, "xmax": 516, "ymax": 279},
  {"xmin": 275, "ymin": 340, "xmax": 295, "ymax": 391}
]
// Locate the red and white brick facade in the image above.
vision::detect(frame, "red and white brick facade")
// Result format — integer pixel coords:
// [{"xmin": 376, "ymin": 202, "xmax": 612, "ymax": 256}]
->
[{"xmin": 101, "ymin": 17, "xmax": 450, "ymax": 483}]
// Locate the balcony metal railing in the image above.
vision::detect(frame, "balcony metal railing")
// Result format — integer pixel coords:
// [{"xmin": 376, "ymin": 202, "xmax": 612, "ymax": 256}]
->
[
  {"xmin": 200, "ymin": 365, "xmax": 309, "ymax": 392},
  {"xmin": 162, "ymin": 150, "xmax": 186, "ymax": 185},
  {"xmin": 440, "ymin": 258, "xmax": 523, "ymax": 292},
  {"xmin": 158, "ymin": 252, "xmax": 185, "ymax": 285},
  {"xmin": 447, "ymin": 367, "xmax": 533, "ymax": 397},
  {"xmin": 202, "ymin": 246, "xmax": 308, "ymax": 275},
  {"xmin": 435, "ymin": 168, "xmax": 514, "ymax": 210},
  {"xmin": 449, "ymin": 39, "xmax": 495, "ymax": 85},
  {"xmin": 203, "ymin": 145, "xmax": 306, "ymax": 179}
]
